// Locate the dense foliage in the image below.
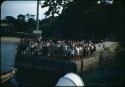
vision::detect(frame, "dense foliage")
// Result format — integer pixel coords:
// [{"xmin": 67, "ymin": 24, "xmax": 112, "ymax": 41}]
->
[{"xmin": 1, "ymin": 0, "xmax": 124, "ymax": 41}]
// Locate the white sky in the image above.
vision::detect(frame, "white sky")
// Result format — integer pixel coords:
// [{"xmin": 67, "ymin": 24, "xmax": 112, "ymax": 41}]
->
[{"xmin": 1, "ymin": 1, "xmax": 49, "ymax": 20}]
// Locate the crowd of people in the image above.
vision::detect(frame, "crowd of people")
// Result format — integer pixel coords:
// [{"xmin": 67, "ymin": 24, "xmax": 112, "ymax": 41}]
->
[{"xmin": 17, "ymin": 38, "xmax": 96, "ymax": 60}]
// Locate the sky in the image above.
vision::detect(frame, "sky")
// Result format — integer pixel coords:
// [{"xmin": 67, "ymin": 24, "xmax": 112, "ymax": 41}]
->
[
  {"xmin": 1, "ymin": 1, "xmax": 49, "ymax": 20},
  {"xmin": 1, "ymin": 0, "xmax": 114, "ymax": 20}
]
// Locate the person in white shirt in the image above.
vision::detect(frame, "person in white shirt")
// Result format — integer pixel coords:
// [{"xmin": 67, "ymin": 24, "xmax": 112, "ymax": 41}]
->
[
  {"xmin": 75, "ymin": 45, "xmax": 81, "ymax": 61},
  {"xmin": 70, "ymin": 47, "xmax": 75, "ymax": 60}
]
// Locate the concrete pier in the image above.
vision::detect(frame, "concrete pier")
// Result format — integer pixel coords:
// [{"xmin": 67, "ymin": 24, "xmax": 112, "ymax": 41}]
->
[
  {"xmin": 1, "ymin": 37, "xmax": 20, "ymax": 43},
  {"xmin": 73, "ymin": 42, "xmax": 120, "ymax": 73},
  {"xmin": 73, "ymin": 56, "xmax": 100, "ymax": 73},
  {"xmin": 15, "ymin": 42, "xmax": 120, "ymax": 73}
]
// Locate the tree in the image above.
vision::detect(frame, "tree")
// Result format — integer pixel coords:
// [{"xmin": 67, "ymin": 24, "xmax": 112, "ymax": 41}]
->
[
  {"xmin": 40, "ymin": 0, "xmax": 124, "ymax": 40},
  {"xmin": 26, "ymin": 13, "xmax": 35, "ymax": 22},
  {"xmin": 17, "ymin": 14, "xmax": 26, "ymax": 23},
  {"xmin": 41, "ymin": 0, "xmax": 73, "ymax": 18},
  {"xmin": 5, "ymin": 16, "xmax": 16, "ymax": 24}
]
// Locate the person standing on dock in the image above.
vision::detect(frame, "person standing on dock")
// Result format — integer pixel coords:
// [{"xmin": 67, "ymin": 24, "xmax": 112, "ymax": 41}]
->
[
  {"xmin": 75, "ymin": 45, "xmax": 81, "ymax": 60},
  {"xmin": 70, "ymin": 47, "xmax": 75, "ymax": 60}
]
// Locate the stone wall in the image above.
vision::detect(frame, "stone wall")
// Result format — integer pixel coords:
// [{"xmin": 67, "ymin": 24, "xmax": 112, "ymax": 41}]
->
[
  {"xmin": 73, "ymin": 42, "xmax": 119, "ymax": 73},
  {"xmin": 73, "ymin": 56, "xmax": 99, "ymax": 73}
]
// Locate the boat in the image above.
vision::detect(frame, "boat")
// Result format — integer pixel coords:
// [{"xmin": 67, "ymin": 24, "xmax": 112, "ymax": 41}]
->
[{"xmin": 1, "ymin": 68, "xmax": 17, "ymax": 84}]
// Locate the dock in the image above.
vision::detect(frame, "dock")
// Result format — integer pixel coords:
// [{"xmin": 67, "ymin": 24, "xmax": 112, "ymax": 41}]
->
[{"xmin": 15, "ymin": 42, "xmax": 119, "ymax": 73}]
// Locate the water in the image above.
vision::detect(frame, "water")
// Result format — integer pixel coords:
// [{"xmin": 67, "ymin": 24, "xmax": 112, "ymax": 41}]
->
[
  {"xmin": 1, "ymin": 42, "xmax": 67, "ymax": 86},
  {"xmin": 1, "ymin": 42, "xmax": 17, "ymax": 73},
  {"xmin": 1, "ymin": 42, "xmax": 18, "ymax": 87},
  {"xmin": 1, "ymin": 42, "xmax": 124, "ymax": 86},
  {"xmin": 82, "ymin": 59, "xmax": 124, "ymax": 86}
]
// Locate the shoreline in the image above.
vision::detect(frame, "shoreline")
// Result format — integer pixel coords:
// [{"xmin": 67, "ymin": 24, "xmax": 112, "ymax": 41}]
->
[{"xmin": 1, "ymin": 37, "xmax": 20, "ymax": 43}]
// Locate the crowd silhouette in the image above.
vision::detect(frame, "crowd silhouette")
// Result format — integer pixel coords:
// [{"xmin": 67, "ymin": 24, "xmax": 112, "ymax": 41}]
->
[{"xmin": 17, "ymin": 38, "xmax": 97, "ymax": 60}]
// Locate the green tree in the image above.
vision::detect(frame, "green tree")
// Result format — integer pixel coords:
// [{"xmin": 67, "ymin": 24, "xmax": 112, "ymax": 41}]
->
[
  {"xmin": 41, "ymin": 0, "xmax": 73, "ymax": 18},
  {"xmin": 15, "ymin": 14, "xmax": 26, "ymax": 32},
  {"xmin": 17, "ymin": 14, "xmax": 26, "ymax": 23},
  {"xmin": 5, "ymin": 16, "xmax": 16, "ymax": 24},
  {"xmin": 40, "ymin": 0, "xmax": 124, "ymax": 40},
  {"xmin": 26, "ymin": 13, "xmax": 35, "ymax": 22}
]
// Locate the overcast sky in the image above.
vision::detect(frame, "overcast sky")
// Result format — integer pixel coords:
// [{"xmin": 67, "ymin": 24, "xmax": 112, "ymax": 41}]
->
[{"xmin": 1, "ymin": 1, "xmax": 49, "ymax": 20}]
